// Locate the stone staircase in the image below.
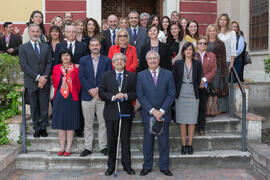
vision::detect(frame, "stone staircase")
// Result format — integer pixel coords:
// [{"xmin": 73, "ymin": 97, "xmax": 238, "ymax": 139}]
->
[{"xmin": 16, "ymin": 113, "xmax": 251, "ymax": 170}]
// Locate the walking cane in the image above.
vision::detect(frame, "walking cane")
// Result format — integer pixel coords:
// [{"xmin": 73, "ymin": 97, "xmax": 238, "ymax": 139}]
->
[{"xmin": 114, "ymin": 100, "xmax": 130, "ymax": 177}]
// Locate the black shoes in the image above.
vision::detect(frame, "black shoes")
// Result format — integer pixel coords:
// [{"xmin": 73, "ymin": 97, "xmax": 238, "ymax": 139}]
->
[
  {"xmin": 124, "ymin": 167, "xmax": 135, "ymax": 175},
  {"xmin": 181, "ymin": 145, "xmax": 187, "ymax": 155},
  {"xmin": 33, "ymin": 131, "xmax": 40, "ymax": 138},
  {"xmin": 140, "ymin": 169, "xmax": 151, "ymax": 176},
  {"xmin": 105, "ymin": 167, "xmax": 115, "ymax": 176},
  {"xmin": 160, "ymin": 169, "xmax": 173, "ymax": 176},
  {"xmin": 80, "ymin": 149, "xmax": 92, "ymax": 157},
  {"xmin": 187, "ymin": 145, "xmax": 193, "ymax": 154},
  {"xmin": 100, "ymin": 148, "xmax": 108, "ymax": 156},
  {"xmin": 75, "ymin": 130, "xmax": 84, "ymax": 137}
]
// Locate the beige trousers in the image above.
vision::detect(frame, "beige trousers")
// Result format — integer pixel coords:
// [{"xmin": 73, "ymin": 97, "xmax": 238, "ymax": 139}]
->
[{"xmin": 82, "ymin": 98, "xmax": 107, "ymax": 151}]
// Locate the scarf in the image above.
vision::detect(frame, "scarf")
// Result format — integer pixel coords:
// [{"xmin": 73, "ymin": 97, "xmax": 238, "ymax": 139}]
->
[{"xmin": 60, "ymin": 64, "xmax": 74, "ymax": 98}]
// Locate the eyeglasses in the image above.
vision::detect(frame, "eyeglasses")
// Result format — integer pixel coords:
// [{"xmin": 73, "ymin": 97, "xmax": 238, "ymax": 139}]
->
[
  {"xmin": 198, "ymin": 42, "xmax": 207, "ymax": 45},
  {"xmin": 118, "ymin": 35, "xmax": 128, "ymax": 38}
]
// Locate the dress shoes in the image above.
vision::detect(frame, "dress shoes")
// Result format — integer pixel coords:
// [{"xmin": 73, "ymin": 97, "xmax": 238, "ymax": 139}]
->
[
  {"xmin": 160, "ymin": 169, "xmax": 173, "ymax": 176},
  {"xmin": 140, "ymin": 169, "xmax": 151, "ymax": 176},
  {"xmin": 63, "ymin": 152, "xmax": 71, "ymax": 156},
  {"xmin": 33, "ymin": 131, "xmax": 40, "ymax": 138},
  {"xmin": 57, "ymin": 151, "xmax": 65, "ymax": 156},
  {"xmin": 123, "ymin": 167, "xmax": 135, "ymax": 175},
  {"xmin": 105, "ymin": 167, "xmax": 115, "ymax": 176},
  {"xmin": 75, "ymin": 130, "xmax": 84, "ymax": 137},
  {"xmin": 199, "ymin": 130, "xmax": 205, "ymax": 136},
  {"xmin": 80, "ymin": 149, "xmax": 92, "ymax": 157},
  {"xmin": 100, "ymin": 148, "xmax": 108, "ymax": 156},
  {"xmin": 181, "ymin": 145, "xmax": 187, "ymax": 155},
  {"xmin": 187, "ymin": 145, "xmax": 193, "ymax": 154},
  {"xmin": 40, "ymin": 130, "xmax": 48, "ymax": 137}
]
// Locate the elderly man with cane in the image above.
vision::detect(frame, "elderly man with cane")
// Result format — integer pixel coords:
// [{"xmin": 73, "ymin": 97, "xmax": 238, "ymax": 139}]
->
[{"xmin": 99, "ymin": 52, "xmax": 137, "ymax": 176}]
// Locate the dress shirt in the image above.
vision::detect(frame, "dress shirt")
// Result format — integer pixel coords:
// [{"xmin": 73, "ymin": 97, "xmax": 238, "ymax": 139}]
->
[
  {"xmin": 30, "ymin": 40, "xmax": 41, "ymax": 81},
  {"xmin": 91, "ymin": 54, "xmax": 100, "ymax": 77},
  {"xmin": 66, "ymin": 40, "xmax": 76, "ymax": 55},
  {"xmin": 111, "ymin": 70, "xmax": 128, "ymax": 101},
  {"xmin": 148, "ymin": 67, "xmax": 165, "ymax": 115},
  {"xmin": 109, "ymin": 28, "xmax": 118, "ymax": 45},
  {"xmin": 131, "ymin": 26, "xmax": 139, "ymax": 36},
  {"xmin": 5, "ymin": 34, "xmax": 11, "ymax": 47}
]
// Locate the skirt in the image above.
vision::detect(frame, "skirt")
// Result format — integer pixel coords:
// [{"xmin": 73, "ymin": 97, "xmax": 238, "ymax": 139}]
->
[{"xmin": 175, "ymin": 96, "xmax": 199, "ymax": 124}]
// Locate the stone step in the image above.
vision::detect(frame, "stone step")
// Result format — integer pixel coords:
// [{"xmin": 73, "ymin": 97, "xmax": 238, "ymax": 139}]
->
[
  {"xmin": 26, "ymin": 114, "xmax": 242, "ymax": 134},
  {"xmin": 16, "ymin": 150, "xmax": 251, "ymax": 170},
  {"xmin": 24, "ymin": 132, "xmax": 243, "ymax": 152}
]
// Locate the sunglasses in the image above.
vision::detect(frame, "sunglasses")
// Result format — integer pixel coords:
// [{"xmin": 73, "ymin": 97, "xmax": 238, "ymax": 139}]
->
[
  {"xmin": 118, "ymin": 34, "xmax": 128, "ymax": 38},
  {"xmin": 198, "ymin": 42, "xmax": 207, "ymax": 45}
]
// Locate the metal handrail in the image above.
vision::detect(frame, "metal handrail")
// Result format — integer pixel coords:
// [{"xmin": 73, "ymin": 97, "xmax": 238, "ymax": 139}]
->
[
  {"xmin": 22, "ymin": 89, "xmax": 27, "ymax": 153},
  {"xmin": 229, "ymin": 66, "xmax": 246, "ymax": 151}
]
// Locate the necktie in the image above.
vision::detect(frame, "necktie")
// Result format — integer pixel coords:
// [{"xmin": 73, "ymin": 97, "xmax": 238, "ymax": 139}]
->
[
  {"xmin": 112, "ymin": 30, "xmax": 116, "ymax": 45},
  {"xmin": 153, "ymin": 71, "xmax": 157, "ymax": 86},
  {"xmin": 34, "ymin": 42, "xmax": 40, "ymax": 58},
  {"xmin": 68, "ymin": 43, "xmax": 73, "ymax": 54},
  {"xmin": 117, "ymin": 72, "xmax": 122, "ymax": 87},
  {"xmin": 133, "ymin": 28, "xmax": 137, "ymax": 42}
]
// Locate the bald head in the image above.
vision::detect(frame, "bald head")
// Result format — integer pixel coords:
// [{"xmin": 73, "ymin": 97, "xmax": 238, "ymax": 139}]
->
[{"xmin": 107, "ymin": 14, "xmax": 118, "ymax": 30}]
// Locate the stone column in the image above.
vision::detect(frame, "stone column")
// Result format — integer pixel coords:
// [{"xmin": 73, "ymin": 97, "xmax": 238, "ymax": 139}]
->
[{"xmin": 86, "ymin": 0, "xmax": 102, "ymax": 25}]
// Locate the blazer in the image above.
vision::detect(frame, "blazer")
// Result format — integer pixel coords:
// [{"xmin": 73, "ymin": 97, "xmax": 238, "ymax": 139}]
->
[
  {"xmin": 54, "ymin": 40, "xmax": 88, "ymax": 65},
  {"xmin": 212, "ymin": 40, "xmax": 227, "ymax": 77},
  {"xmin": 19, "ymin": 41, "xmax": 53, "ymax": 92},
  {"xmin": 52, "ymin": 64, "xmax": 81, "ymax": 101},
  {"xmin": 79, "ymin": 54, "xmax": 112, "ymax": 101},
  {"xmin": 136, "ymin": 68, "xmax": 175, "ymax": 123},
  {"xmin": 127, "ymin": 26, "xmax": 149, "ymax": 59},
  {"xmin": 108, "ymin": 44, "xmax": 138, "ymax": 73},
  {"xmin": 0, "ymin": 33, "xmax": 22, "ymax": 55},
  {"xmin": 173, "ymin": 59, "xmax": 202, "ymax": 99},
  {"xmin": 195, "ymin": 51, "xmax": 217, "ymax": 83},
  {"xmin": 138, "ymin": 41, "xmax": 172, "ymax": 72},
  {"xmin": 99, "ymin": 70, "xmax": 137, "ymax": 120},
  {"xmin": 101, "ymin": 29, "xmax": 116, "ymax": 56}
]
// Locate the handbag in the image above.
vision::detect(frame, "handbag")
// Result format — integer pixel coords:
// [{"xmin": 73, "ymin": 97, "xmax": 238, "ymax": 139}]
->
[
  {"xmin": 205, "ymin": 83, "xmax": 216, "ymax": 97},
  {"xmin": 243, "ymin": 51, "xmax": 252, "ymax": 65},
  {"xmin": 216, "ymin": 77, "xmax": 229, "ymax": 98}
]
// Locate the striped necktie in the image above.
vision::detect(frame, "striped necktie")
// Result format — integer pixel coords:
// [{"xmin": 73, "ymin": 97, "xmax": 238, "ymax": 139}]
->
[{"xmin": 34, "ymin": 42, "xmax": 40, "ymax": 58}]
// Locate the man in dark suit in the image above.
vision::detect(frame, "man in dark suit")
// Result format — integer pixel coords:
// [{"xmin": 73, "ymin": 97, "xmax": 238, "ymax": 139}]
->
[
  {"xmin": 99, "ymin": 53, "xmax": 136, "ymax": 176},
  {"xmin": 19, "ymin": 24, "xmax": 53, "ymax": 138},
  {"xmin": 79, "ymin": 38, "xmax": 112, "ymax": 157},
  {"xmin": 101, "ymin": 14, "xmax": 118, "ymax": 56},
  {"xmin": 54, "ymin": 25, "xmax": 88, "ymax": 65},
  {"xmin": 0, "ymin": 22, "xmax": 22, "ymax": 56},
  {"xmin": 137, "ymin": 50, "xmax": 175, "ymax": 176},
  {"xmin": 54, "ymin": 25, "xmax": 88, "ymax": 137},
  {"xmin": 127, "ymin": 11, "xmax": 149, "ymax": 60}
]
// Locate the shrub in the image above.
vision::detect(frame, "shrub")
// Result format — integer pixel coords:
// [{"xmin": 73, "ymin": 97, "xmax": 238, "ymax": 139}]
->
[{"xmin": 264, "ymin": 56, "xmax": 270, "ymax": 74}]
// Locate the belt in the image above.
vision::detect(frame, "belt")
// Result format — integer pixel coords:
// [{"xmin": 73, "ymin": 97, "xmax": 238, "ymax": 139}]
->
[{"xmin": 182, "ymin": 82, "xmax": 193, "ymax": 84}]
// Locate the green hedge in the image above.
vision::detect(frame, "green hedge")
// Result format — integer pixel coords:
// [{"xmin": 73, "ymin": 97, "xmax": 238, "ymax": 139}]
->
[
  {"xmin": 0, "ymin": 53, "xmax": 22, "ymax": 145},
  {"xmin": 264, "ymin": 56, "xmax": 270, "ymax": 74}
]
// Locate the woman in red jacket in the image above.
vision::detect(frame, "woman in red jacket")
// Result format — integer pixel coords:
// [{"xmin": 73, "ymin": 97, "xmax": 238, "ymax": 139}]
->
[
  {"xmin": 52, "ymin": 48, "xmax": 81, "ymax": 156},
  {"xmin": 108, "ymin": 28, "xmax": 138, "ymax": 73}
]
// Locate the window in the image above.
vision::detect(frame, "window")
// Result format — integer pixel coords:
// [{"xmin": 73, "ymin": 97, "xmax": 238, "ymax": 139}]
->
[{"xmin": 250, "ymin": 0, "xmax": 269, "ymax": 50}]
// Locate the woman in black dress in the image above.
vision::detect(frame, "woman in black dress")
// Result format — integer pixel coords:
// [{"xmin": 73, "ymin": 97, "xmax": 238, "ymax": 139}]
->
[{"xmin": 52, "ymin": 48, "xmax": 81, "ymax": 156}]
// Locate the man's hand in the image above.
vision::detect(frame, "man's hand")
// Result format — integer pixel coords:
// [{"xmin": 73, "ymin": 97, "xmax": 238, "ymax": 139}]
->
[
  {"xmin": 38, "ymin": 76, "xmax": 47, "ymax": 88},
  {"xmin": 113, "ymin": 93, "xmax": 127, "ymax": 101},
  {"xmin": 89, "ymin": 88, "xmax": 98, "ymax": 98},
  {"xmin": 152, "ymin": 109, "xmax": 163, "ymax": 121},
  {"xmin": 38, "ymin": 82, "xmax": 44, "ymax": 89},
  {"xmin": 14, "ymin": 26, "xmax": 21, "ymax": 34},
  {"xmin": 7, "ymin": 48, "xmax": 14, "ymax": 53}
]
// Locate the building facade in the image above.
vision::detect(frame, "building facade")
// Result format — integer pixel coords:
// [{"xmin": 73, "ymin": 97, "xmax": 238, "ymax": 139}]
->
[{"xmin": 0, "ymin": 0, "xmax": 269, "ymax": 81}]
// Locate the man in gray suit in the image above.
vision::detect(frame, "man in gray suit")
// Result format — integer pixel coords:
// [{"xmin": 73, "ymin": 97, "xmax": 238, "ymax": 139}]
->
[
  {"xmin": 127, "ymin": 10, "xmax": 149, "ymax": 61},
  {"xmin": 19, "ymin": 24, "xmax": 53, "ymax": 138}
]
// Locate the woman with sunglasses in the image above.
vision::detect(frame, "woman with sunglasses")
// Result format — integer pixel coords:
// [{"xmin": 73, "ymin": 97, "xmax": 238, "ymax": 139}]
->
[{"xmin": 108, "ymin": 28, "xmax": 138, "ymax": 73}]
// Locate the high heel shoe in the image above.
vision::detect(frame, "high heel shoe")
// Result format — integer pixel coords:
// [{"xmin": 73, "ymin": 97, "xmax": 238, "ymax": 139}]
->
[
  {"xmin": 181, "ymin": 145, "xmax": 187, "ymax": 155},
  {"xmin": 187, "ymin": 145, "xmax": 193, "ymax": 154},
  {"xmin": 57, "ymin": 151, "xmax": 65, "ymax": 156},
  {"xmin": 64, "ymin": 152, "xmax": 71, "ymax": 156}
]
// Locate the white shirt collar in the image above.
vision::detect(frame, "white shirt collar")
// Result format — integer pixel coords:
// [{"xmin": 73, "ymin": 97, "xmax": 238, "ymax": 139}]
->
[
  {"xmin": 149, "ymin": 67, "xmax": 160, "ymax": 74},
  {"xmin": 67, "ymin": 40, "xmax": 76, "ymax": 46},
  {"xmin": 131, "ymin": 26, "xmax": 138, "ymax": 32},
  {"xmin": 115, "ymin": 69, "xmax": 124, "ymax": 74},
  {"xmin": 110, "ymin": 28, "xmax": 118, "ymax": 34}
]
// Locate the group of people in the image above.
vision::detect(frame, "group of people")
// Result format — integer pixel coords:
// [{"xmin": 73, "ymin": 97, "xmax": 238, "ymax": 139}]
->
[{"xmin": 14, "ymin": 9, "xmax": 247, "ymax": 177}]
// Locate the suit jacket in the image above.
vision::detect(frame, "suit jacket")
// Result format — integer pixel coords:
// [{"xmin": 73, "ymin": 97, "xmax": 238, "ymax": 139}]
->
[
  {"xmin": 79, "ymin": 54, "xmax": 112, "ymax": 101},
  {"xmin": 19, "ymin": 41, "xmax": 53, "ymax": 92},
  {"xmin": 52, "ymin": 64, "xmax": 81, "ymax": 101},
  {"xmin": 99, "ymin": 70, "xmax": 137, "ymax": 120},
  {"xmin": 136, "ymin": 68, "xmax": 175, "ymax": 123},
  {"xmin": 108, "ymin": 44, "xmax": 138, "ymax": 73},
  {"xmin": 101, "ymin": 29, "xmax": 117, "ymax": 56},
  {"xmin": 54, "ymin": 40, "xmax": 88, "ymax": 65},
  {"xmin": 138, "ymin": 41, "xmax": 172, "ymax": 72},
  {"xmin": 195, "ymin": 51, "xmax": 217, "ymax": 83},
  {"xmin": 0, "ymin": 33, "xmax": 22, "ymax": 55},
  {"xmin": 173, "ymin": 59, "xmax": 202, "ymax": 99},
  {"xmin": 127, "ymin": 26, "xmax": 149, "ymax": 59}
]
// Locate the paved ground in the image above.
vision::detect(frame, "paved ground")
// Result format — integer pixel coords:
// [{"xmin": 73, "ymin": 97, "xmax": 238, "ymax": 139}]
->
[{"xmin": 7, "ymin": 168, "xmax": 266, "ymax": 180}]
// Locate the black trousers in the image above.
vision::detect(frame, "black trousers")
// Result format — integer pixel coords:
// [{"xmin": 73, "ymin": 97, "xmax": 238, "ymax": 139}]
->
[
  {"xmin": 105, "ymin": 118, "xmax": 133, "ymax": 169},
  {"xmin": 27, "ymin": 88, "xmax": 49, "ymax": 131},
  {"xmin": 197, "ymin": 88, "xmax": 208, "ymax": 131}
]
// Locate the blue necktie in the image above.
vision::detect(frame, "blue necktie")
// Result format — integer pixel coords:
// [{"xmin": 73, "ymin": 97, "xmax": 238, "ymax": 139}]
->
[
  {"xmin": 117, "ymin": 73, "xmax": 122, "ymax": 87},
  {"xmin": 112, "ymin": 30, "xmax": 116, "ymax": 45},
  {"xmin": 68, "ymin": 43, "xmax": 73, "ymax": 54},
  {"xmin": 133, "ymin": 28, "xmax": 137, "ymax": 42},
  {"xmin": 34, "ymin": 42, "xmax": 40, "ymax": 58}
]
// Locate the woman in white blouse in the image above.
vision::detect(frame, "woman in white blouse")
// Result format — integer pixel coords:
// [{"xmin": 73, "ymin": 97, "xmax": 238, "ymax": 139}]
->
[{"xmin": 215, "ymin": 13, "xmax": 236, "ymax": 113}]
